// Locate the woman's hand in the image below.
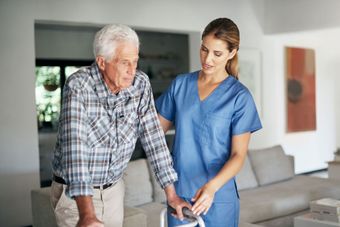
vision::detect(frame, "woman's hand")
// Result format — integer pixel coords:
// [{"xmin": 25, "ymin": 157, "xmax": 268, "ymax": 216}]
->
[{"xmin": 191, "ymin": 183, "xmax": 217, "ymax": 216}]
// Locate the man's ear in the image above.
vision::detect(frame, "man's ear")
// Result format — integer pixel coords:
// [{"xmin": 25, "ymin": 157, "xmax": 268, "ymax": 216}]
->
[
  {"xmin": 96, "ymin": 56, "xmax": 106, "ymax": 71},
  {"xmin": 228, "ymin": 49, "xmax": 237, "ymax": 60}
]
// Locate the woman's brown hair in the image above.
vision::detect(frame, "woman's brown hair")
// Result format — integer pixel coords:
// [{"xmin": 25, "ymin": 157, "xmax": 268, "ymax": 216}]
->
[{"xmin": 202, "ymin": 18, "xmax": 240, "ymax": 79}]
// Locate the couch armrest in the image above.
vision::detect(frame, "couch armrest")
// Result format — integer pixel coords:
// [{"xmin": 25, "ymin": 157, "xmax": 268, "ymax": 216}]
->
[
  {"xmin": 31, "ymin": 187, "xmax": 57, "ymax": 227},
  {"xmin": 239, "ymin": 222, "xmax": 263, "ymax": 227},
  {"xmin": 124, "ymin": 206, "xmax": 147, "ymax": 227},
  {"xmin": 287, "ymin": 155, "xmax": 295, "ymax": 173}
]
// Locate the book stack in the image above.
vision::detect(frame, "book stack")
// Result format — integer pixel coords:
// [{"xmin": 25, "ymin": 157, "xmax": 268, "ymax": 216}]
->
[{"xmin": 310, "ymin": 198, "xmax": 340, "ymax": 223}]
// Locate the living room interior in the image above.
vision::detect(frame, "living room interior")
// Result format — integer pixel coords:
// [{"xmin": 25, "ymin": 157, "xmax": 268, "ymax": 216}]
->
[{"xmin": 1, "ymin": 0, "xmax": 340, "ymax": 226}]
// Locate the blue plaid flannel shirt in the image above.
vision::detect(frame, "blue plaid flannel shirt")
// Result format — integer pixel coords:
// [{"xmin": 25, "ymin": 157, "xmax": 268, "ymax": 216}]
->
[{"xmin": 52, "ymin": 63, "xmax": 177, "ymax": 198}]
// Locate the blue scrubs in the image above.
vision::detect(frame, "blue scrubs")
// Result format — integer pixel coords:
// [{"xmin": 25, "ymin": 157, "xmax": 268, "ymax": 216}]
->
[{"xmin": 156, "ymin": 71, "xmax": 262, "ymax": 227}]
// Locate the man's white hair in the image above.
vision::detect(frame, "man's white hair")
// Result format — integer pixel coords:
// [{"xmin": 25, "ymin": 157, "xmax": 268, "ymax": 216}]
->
[{"xmin": 93, "ymin": 24, "xmax": 139, "ymax": 61}]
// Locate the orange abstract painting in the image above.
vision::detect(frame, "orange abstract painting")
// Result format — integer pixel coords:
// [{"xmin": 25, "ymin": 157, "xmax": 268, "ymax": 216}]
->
[{"xmin": 286, "ymin": 47, "xmax": 316, "ymax": 132}]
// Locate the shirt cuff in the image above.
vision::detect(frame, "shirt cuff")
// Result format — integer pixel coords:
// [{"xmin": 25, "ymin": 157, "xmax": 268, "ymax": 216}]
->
[
  {"xmin": 65, "ymin": 181, "xmax": 94, "ymax": 198},
  {"xmin": 154, "ymin": 167, "xmax": 178, "ymax": 189}
]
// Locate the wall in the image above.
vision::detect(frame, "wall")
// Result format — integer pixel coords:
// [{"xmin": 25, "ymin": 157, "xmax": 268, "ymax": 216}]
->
[
  {"xmin": 264, "ymin": 0, "xmax": 340, "ymax": 34},
  {"xmin": 260, "ymin": 0, "xmax": 340, "ymax": 172},
  {"xmin": 0, "ymin": 0, "xmax": 264, "ymax": 225},
  {"xmin": 257, "ymin": 29, "xmax": 339, "ymax": 173},
  {"xmin": 337, "ymin": 75, "xmax": 340, "ymax": 149},
  {"xmin": 0, "ymin": 1, "xmax": 40, "ymax": 225}
]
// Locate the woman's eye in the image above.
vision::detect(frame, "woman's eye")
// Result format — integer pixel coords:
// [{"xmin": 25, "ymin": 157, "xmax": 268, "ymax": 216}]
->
[{"xmin": 214, "ymin": 52, "xmax": 222, "ymax": 57}]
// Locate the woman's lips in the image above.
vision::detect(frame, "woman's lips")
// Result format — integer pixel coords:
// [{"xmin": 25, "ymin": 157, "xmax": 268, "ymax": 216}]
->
[{"xmin": 202, "ymin": 64, "xmax": 213, "ymax": 69}]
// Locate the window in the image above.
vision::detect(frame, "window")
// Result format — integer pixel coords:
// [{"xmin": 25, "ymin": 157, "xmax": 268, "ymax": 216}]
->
[{"xmin": 35, "ymin": 59, "xmax": 92, "ymax": 132}]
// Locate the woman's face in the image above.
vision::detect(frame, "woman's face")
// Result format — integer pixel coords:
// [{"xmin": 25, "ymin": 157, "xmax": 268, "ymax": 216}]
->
[{"xmin": 200, "ymin": 34, "xmax": 235, "ymax": 76}]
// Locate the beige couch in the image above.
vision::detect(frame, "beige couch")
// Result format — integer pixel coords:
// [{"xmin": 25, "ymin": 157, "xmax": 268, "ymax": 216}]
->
[
  {"xmin": 237, "ymin": 145, "xmax": 340, "ymax": 227},
  {"xmin": 31, "ymin": 145, "xmax": 340, "ymax": 227}
]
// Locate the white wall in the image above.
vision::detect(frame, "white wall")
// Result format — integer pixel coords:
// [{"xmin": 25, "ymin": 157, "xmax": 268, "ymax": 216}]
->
[
  {"xmin": 0, "ymin": 1, "xmax": 40, "ymax": 225},
  {"xmin": 259, "ymin": 0, "xmax": 340, "ymax": 172},
  {"xmin": 264, "ymin": 0, "xmax": 340, "ymax": 34},
  {"xmin": 337, "ymin": 75, "xmax": 340, "ymax": 149},
  {"xmin": 0, "ymin": 0, "xmax": 265, "ymax": 225},
  {"xmin": 255, "ymin": 29, "xmax": 340, "ymax": 173}
]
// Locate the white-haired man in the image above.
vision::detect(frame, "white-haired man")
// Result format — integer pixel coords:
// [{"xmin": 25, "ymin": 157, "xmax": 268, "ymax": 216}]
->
[{"xmin": 51, "ymin": 24, "xmax": 190, "ymax": 227}]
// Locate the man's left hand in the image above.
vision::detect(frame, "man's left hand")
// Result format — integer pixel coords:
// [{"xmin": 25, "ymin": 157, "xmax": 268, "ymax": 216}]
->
[{"xmin": 164, "ymin": 184, "xmax": 192, "ymax": 221}]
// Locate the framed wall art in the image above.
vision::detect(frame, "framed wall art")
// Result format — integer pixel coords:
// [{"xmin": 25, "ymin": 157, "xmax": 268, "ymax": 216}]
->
[{"xmin": 286, "ymin": 47, "xmax": 316, "ymax": 132}]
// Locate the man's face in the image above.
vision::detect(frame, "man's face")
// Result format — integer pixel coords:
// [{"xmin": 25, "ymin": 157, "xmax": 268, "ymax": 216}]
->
[{"xmin": 97, "ymin": 41, "xmax": 139, "ymax": 93}]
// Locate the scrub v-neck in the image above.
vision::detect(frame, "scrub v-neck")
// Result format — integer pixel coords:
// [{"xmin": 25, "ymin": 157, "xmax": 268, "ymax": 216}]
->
[{"xmin": 195, "ymin": 72, "xmax": 231, "ymax": 102}]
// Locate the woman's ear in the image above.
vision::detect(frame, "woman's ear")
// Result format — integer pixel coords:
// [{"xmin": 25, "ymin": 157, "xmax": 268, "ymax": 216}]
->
[
  {"xmin": 228, "ymin": 49, "xmax": 237, "ymax": 60},
  {"xmin": 96, "ymin": 56, "xmax": 106, "ymax": 71}
]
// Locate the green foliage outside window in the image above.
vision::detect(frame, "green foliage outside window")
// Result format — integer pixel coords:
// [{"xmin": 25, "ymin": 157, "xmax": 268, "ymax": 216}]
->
[{"xmin": 35, "ymin": 67, "xmax": 61, "ymax": 130}]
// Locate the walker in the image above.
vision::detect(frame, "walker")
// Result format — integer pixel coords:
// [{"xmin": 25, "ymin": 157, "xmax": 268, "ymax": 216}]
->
[{"xmin": 160, "ymin": 207, "xmax": 205, "ymax": 227}]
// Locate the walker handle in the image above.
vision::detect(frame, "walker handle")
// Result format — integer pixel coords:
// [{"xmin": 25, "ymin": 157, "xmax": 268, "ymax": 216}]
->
[{"xmin": 167, "ymin": 206, "xmax": 196, "ymax": 222}]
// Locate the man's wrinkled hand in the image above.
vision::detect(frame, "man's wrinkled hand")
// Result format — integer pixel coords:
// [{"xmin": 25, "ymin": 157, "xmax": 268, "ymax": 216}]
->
[{"xmin": 167, "ymin": 195, "xmax": 192, "ymax": 221}]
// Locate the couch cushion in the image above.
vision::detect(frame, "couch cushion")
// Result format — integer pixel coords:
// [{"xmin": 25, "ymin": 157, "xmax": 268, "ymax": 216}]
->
[
  {"xmin": 123, "ymin": 159, "xmax": 153, "ymax": 206},
  {"xmin": 138, "ymin": 202, "xmax": 166, "ymax": 227},
  {"xmin": 31, "ymin": 187, "xmax": 57, "ymax": 227},
  {"xmin": 123, "ymin": 206, "xmax": 147, "ymax": 227},
  {"xmin": 239, "ymin": 175, "xmax": 340, "ymax": 223},
  {"xmin": 248, "ymin": 145, "xmax": 294, "ymax": 186},
  {"xmin": 236, "ymin": 156, "xmax": 259, "ymax": 191},
  {"xmin": 239, "ymin": 178, "xmax": 311, "ymax": 223}
]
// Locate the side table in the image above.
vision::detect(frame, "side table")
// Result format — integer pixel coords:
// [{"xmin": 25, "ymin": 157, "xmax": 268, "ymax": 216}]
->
[{"xmin": 294, "ymin": 213, "xmax": 340, "ymax": 227}]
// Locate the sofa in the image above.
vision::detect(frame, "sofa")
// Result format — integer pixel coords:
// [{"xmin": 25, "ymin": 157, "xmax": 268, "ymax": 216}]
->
[{"xmin": 31, "ymin": 145, "xmax": 340, "ymax": 227}]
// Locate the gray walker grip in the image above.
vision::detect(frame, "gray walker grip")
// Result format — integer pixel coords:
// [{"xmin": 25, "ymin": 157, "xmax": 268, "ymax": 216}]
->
[{"xmin": 160, "ymin": 206, "xmax": 206, "ymax": 227}]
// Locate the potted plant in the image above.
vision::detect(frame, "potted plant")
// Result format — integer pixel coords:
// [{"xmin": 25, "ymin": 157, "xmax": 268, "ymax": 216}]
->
[{"xmin": 43, "ymin": 71, "xmax": 59, "ymax": 92}]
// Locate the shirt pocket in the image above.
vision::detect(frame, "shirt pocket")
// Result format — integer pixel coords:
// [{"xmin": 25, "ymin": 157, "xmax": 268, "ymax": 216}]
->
[
  {"xmin": 200, "ymin": 113, "xmax": 231, "ymax": 146},
  {"xmin": 116, "ymin": 111, "xmax": 138, "ymax": 144},
  {"xmin": 88, "ymin": 114, "xmax": 113, "ymax": 148}
]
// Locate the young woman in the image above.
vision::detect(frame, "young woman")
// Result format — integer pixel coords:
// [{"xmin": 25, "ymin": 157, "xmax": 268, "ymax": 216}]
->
[{"xmin": 156, "ymin": 18, "xmax": 262, "ymax": 227}]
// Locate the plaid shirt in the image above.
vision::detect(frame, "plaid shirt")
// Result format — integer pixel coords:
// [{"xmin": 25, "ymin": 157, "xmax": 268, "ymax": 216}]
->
[{"xmin": 52, "ymin": 63, "xmax": 177, "ymax": 198}]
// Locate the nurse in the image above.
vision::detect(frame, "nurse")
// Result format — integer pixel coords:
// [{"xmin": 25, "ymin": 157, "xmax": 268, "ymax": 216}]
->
[{"xmin": 156, "ymin": 18, "xmax": 262, "ymax": 227}]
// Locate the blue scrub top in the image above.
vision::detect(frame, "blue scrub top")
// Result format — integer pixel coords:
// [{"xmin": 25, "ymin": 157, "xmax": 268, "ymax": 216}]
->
[{"xmin": 156, "ymin": 71, "xmax": 262, "ymax": 202}]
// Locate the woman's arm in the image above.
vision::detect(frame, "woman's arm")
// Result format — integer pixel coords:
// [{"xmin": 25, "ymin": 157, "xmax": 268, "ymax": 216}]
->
[
  {"xmin": 158, "ymin": 114, "xmax": 173, "ymax": 133},
  {"xmin": 191, "ymin": 132, "xmax": 251, "ymax": 215}
]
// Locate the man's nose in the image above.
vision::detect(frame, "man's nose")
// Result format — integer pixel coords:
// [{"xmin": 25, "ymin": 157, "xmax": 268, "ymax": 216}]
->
[{"xmin": 127, "ymin": 64, "xmax": 136, "ymax": 75}]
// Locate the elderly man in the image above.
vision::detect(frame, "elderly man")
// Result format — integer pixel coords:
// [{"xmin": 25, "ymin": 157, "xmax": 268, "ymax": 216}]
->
[{"xmin": 51, "ymin": 24, "xmax": 189, "ymax": 227}]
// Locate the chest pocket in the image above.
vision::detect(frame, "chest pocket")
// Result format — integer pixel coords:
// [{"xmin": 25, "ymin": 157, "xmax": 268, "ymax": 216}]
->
[
  {"xmin": 200, "ymin": 113, "xmax": 231, "ymax": 146},
  {"xmin": 88, "ymin": 114, "xmax": 114, "ymax": 148},
  {"xmin": 116, "ymin": 111, "xmax": 139, "ymax": 144}
]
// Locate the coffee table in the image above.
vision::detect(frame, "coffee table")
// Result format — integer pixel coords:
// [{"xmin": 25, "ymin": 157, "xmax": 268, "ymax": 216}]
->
[{"xmin": 294, "ymin": 213, "xmax": 340, "ymax": 227}]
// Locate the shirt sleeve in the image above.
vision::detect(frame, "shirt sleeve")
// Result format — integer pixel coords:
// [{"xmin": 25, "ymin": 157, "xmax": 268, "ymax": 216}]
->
[
  {"xmin": 138, "ymin": 80, "xmax": 178, "ymax": 189},
  {"xmin": 231, "ymin": 89, "xmax": 262, "ymax": 135},
  {"xmin": 60, "ymin": 85, "xmax": 93, "ymax": 198},
  {"xmin": 155, "ymin": 78, "xmax": 176, "ymax": 122}
]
